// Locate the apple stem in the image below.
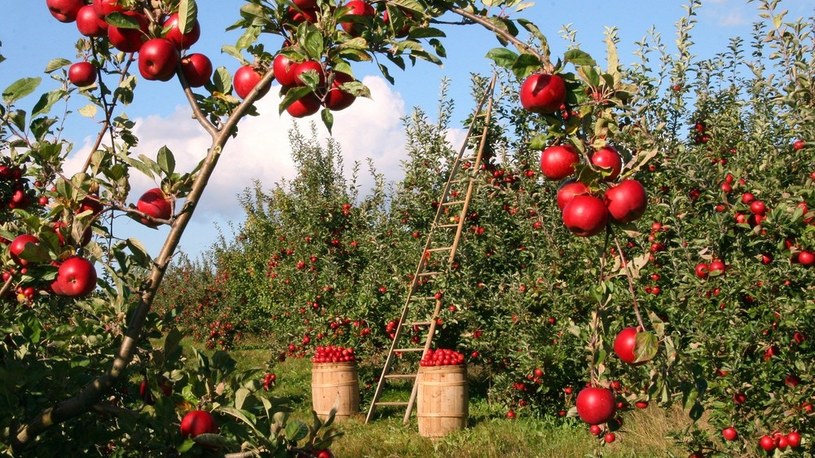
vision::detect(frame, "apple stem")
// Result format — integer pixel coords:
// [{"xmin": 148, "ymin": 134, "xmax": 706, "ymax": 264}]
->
[{"xmin": 613, "ymin": 233, "xmax": 647, "ymax": 332}]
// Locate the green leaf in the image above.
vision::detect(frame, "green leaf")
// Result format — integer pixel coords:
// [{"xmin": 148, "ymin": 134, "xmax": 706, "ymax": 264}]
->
[
  {"xmin": 303, "ymin": 27, "xmax": 324, "ymax": 59},
  {"xmin": 45, "ymin": 58, "xmax": 71, "ymax": 73},
  {"xmin": 3, "ymin": 77, "xmax": 41, "ymax": 105},
  {"xmin": 79, "ymin": 104, "xmax": 98, "ymax": 117},
  {"xmin": 285, "ymin": 420, "xmax": 309, "ymax": 442},
  {"xmin": 157, "ymin": 146, "xmax": 176, "ymax": 175},
  {"xmin": 220, "ymin": 46, "xmax": 244, "ymax": 63},
  {"xmin": 389, "ymin": 0, "xmax": 424, "ymax": 13},
  {"xmin": 178, "ymin": 0, "xmax": 198, "ymax": 34},
  {"xmin": 321, "ymin": 108, "xmax": 333, "ymax": 134},
  {"xmin": 634, "ymin": 331, "xmax": 658, "ymax": 363},
  {"xmin": 485, "ymin": 48, "xmax": 518, "ymax": 69},
  {"xmin": 212, "ymin": 66, "xmax": 232, "ymax": 94},
  {"xmin": 235, "ymin": 387, "xmax": 250, "ymax": 410},
  {"xmin": 564, "ymin": 49, "xmax": 597, "ymax": 67},
  {"xmin": 408, "ymin": 27, "xmax": 446, "ymax": 39},
  {"xmin": 219, "ymin": 406, "xmax": 264, "ymax": 437},
  {"xmin": 126, "ymin": 238, "xmax": 152, "ymax": 266},
  {"xmin": 32, "ymin": 90, "xmax": 66, "ymax": 118},
  {"xmin": 105, "ymin": 12, "xmax": 140, "ymax": 29}
]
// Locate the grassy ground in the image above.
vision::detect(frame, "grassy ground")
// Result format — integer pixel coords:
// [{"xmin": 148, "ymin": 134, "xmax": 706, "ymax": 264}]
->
[{"xmin": 224, "ymin": 345, "xmax": 692, "ymax": 458}]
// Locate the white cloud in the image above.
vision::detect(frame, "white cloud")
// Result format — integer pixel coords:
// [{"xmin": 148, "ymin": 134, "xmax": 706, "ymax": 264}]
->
[
  {"xmin": 64, "ymin": 76, "xmax": 413, "ymax": 255},
  {"xmin": 718, "ymin": 10, "xmax": 747, "ymax": 27}
]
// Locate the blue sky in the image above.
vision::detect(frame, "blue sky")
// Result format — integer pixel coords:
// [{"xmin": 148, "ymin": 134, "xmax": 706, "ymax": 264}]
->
[{"xmin": 1, "ymin": 1, "xmax": 813, "ymax": 258}]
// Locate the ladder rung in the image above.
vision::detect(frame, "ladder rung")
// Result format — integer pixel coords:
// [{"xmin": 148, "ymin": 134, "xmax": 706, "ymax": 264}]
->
[
  {"xmin": 375, "ymin": 401, "xmax": 410, "ymax": 407},
  {"xmin": 417, "ymin": 271, "xmax": 440, "ymax": 277},
  {"xmin": 437, "ymin": 224, "xmax": 458, "ymax": 228},
  {"xmin": 442, "ymin": 200, "xmax": 466, "ymax": 206},
  {"xmin": 409, "ymin": 321, "xmax": 432, "ymax": 327},
  {"xmin": 385, "ymin": 374, "xmax": 418, "ymax": 379},
  {"xmin": 411, "ymin": 296, "xmax": 438, "ymax": 301},
  {"xmin": 449, "ymin": 178, "xmax": 471, "ymax": 184},
  {"xmin": 394, "ymin": 347, "xmax": 424, "ymax": 352},
  {"xmin": 427, "ymin": 246, "xmax": 453, "ymax": 252}
]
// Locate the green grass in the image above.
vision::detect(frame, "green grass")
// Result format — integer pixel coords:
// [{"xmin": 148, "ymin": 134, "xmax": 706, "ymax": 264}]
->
[{"xmin": 224, "ymin": 346, "xmax": 691, "ymax": 458}]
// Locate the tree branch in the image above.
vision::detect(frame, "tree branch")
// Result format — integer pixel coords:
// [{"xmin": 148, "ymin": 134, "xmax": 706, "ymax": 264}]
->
[
  {"xmin": 449, "ymin": 7, "xmax": 552, "ymax": 72},
  {"xmin": 13, "ymin": 68, "xmax": 276, "ymax": 450}
]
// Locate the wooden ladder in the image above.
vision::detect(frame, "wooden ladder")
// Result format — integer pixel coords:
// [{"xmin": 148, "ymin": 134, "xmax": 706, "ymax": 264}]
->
[{"xmin": 365, "ymin": 74, "xmax": 498, "ymax": 424}]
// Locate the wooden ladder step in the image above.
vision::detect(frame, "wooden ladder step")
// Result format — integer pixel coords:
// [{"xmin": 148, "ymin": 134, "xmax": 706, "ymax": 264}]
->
[
  {"xmin": 437, "ymin": 223, "xmax": 459, "ymax": 228},
  {"xmin": 417, "ymin": 271, "xmax": 440, "ymax": 277},
  {"xmin": 442, "ymin": 200, "xmax": 466, "ymax": 206},
  {"xmin": 426, "ymin": 246, "xmax": 453, "ymax": 252},
  {"xmin": 408, "ymin": 321, "xmax": 432, "ymax": 327},
  {"xmin": 394, "ymin": 347, "xmax": 425, "ymax": 352},
  {"xmin": 375, "ymin": 401, "xmax": 410, "ymax": 407},
  {"xmin": 411, "ymin": 296, "xmax": 439, "ymax": 301},
  {"xmin": 384, "ymin": 373, "xmax": 417, "ymax": 380}
]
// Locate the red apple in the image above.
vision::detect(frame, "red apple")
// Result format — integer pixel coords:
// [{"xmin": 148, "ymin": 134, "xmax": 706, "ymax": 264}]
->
[
  {"xmin": 797, "ymin": 250, "xmax": 814, "ymax": 267},
  {"xmin": 340, "ymin": 0, "xmax": 375, "ymax": 36},
  {"xmin": 93, "ymin": 0, "xmax": 124, "ymax": 17},
  {"xmin": 722, "ymin": 426, "xmax": 738, "ymax": 441},
  {"xmin": 162, "ymin": 13, "xmax": 201, "ymax": 50},
  {"xmin": 138, "ymin": 39, "xmax": 179, "ymax": 81},
  {"xmin": 286, "ymin": 93, "xmax": 321, "ymax": 118},
  {"xmin": 54, "ymin": 256, "xmax": 97, "ymax": 297},
  {"xmin": 47, "ymin": 0, "xmax": 84, "ymax": 23},
  {"xmin": 604, "ymin": 179, "xmax": 647, "ymax": 224},
  {"xmin": 68, "ymin": 62, "xmax": 97, "ymax": 87},
  {"xmin": 557, "ymin": 180, "xmax": 590, "ymax": 210},
  {"xmin": 75, "ymin": 5, "xmax": 107, "ymax": 37},
  {"xmin": 613, "ymin": 327, "xmax": 641, "ymax": 364},
  {"xmin": 793, "ymin": 139, "xmax": 806, "ymax": 150},
  {"xmin": 519, "ymin": 73, "xmax": 566, "ymax": 113},
  {"xmin": 107, "ymin": 11, "xmax": 148, "ymax": 53},
  {"xmin": 137, "ymin": 188, "xmax": 172, "ymax": 226},
  {"xmin": 287, "ymin": 6, "xmax": 318, "ymax": 23},
  {"xmin": 291, "ymin": 60, "xmax": 325, "ymax": 87},
  {"xmin": 273, "ymin": 53, "xmax": 298, "ymax": 87},
  {"xmin": 590, "ymin": 146, "xmax": 623, "ymax": 181},
  {"xmin": 786, "ymin": 431, "xmax": 801, "ymax": 448},
  {"xmin": 180, "ymin": 53, "xmax": 212, "ymax": 88},
  {"xmin": 382, "ymin": 8, "xmax": 412, "ymax": 37},
  {"xmin": 562, "ymin": 195, "xmax": 609, "ymax": 237},
  {"xmin": 758, "ymin": 435, "xmax": 776, "ymax": 452},
  {"xmin": 575, "ymin": 386, "xmax": 616, "ymax": 425},
  {"xmin": 325, "ymin": 72, "xmax": 356, "ymax": 111},
  {"xmin": 233, "ymin": 65, "xmax": 271, "ymax": 99},
  {"xmin": 694, "ymin": 262, "xmax": 709, "ymax": 279},
  {"xmin": 540, "ymin": 144, "xmax": 579, "ymax": 180},
  {"xmin": 9, "ymin": 234, "xmax": 40, "ymax": 266},
  {"xmin": 180, "ymin": 410, "xmax": 218, "ymax": 438}
]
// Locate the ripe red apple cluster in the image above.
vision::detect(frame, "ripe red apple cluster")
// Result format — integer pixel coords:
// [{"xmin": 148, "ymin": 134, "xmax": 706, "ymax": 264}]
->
[
  {"xmin": 262, "ymin": 372, "xmax": 277, "ymax": 391},
  {"xmin": 544, "ymin": 144, "xmax": 647, "ymax": 237},
  {"xmin": 312, "ymin": 345, "xmax": 356, "ymax": 363},
  {"xmin": 48, "ymin": 0, "xmax": 214, "ymax": 89},
  {"xmin": 0, "ymin": 164, "xmax": 40, "ymax": 211},
  {"xmin": 420, "ymin": 348, "xmax": 465, "ymax": 366},
  {"xmin": 694, "ymin": 258, "xmax": 726, "ymax": 279},
  {"xmin": 180, "ymin": 409, "xmax": 218, "ymax": 438},
  {"xmin": 272, "ymin": 53, "xmax": 358, "ymax": 118},
  {"xmin": 757, "ymin": 431, "xmax": 802, "ymax": 453},
  {"xmin": 6, "ymin": 233, "xmax": 97, "ymax": 299},
  {"xmin": 205, "ymin": 319, "xmax": 236, "ymax": 350}
]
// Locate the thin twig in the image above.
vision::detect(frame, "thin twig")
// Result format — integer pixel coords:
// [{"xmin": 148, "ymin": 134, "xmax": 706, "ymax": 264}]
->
[
  {"xmin": 450, "ymin": 7, "xmax": 552, "ymax": 72},
  {"xmin": 613, "ymin": 234, "xmax": 647, "ymax": 331}
]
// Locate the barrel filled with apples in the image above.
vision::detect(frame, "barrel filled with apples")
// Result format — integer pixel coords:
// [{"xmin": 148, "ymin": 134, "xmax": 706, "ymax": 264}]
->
[
  {"xmin": 310, "ymin": 345, "xmax": 360, "ymax": 422},
  {"xmin": 417, "ymin": 348, "xmax": 469, "ymax": 438}
]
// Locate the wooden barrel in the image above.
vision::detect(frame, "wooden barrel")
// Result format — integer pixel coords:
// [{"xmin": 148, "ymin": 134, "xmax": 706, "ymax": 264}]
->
[
  {"xmin": 417, "ymin": 365, "xmax": 468, "ymax": 438},
  {"xmin": 311, "ymin": 362, "xmax": 360, "ymax": 422}
]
